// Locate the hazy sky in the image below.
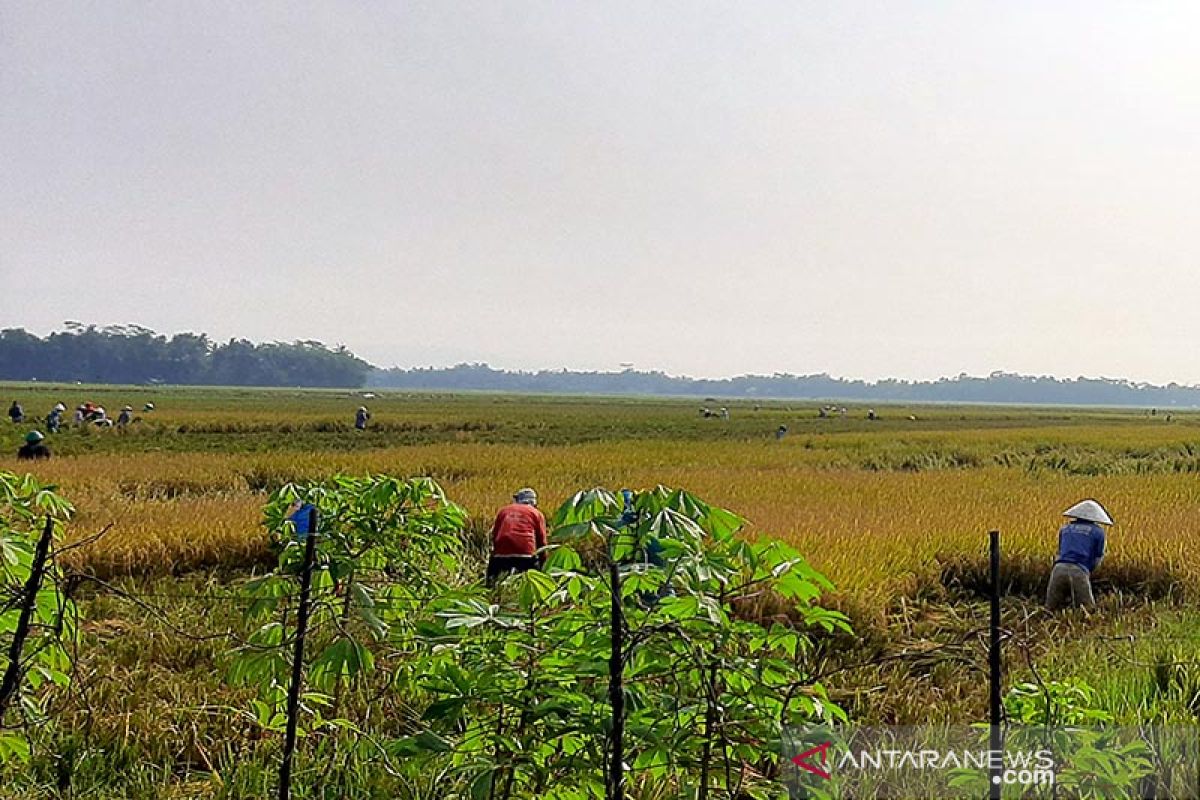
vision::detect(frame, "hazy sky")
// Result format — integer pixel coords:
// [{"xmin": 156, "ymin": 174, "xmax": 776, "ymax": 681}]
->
[{"xmin": 3, "ymin": 2, "xmax": 1199, "ymax": 381}]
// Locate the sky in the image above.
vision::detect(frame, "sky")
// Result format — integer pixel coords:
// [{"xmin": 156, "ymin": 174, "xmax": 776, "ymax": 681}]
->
[{"xmin": 3, "ymin": 2, "xmax": 1200, "ymax": 382}]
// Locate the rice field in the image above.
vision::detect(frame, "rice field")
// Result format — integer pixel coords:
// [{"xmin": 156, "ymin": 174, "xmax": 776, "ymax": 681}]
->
[
  {"xmin": 4, "ymin": 384, "xmax": 1200, "ymax": 600},
  {"xmin": 4, "ymin": 384, "xmax": 1200, "ymax": 797}
]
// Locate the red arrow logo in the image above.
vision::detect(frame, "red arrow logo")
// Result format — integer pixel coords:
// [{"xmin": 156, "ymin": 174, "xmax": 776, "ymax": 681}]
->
[{"xmin": 792, "ymin": 741, "xmax": 833, "ymax": 780}]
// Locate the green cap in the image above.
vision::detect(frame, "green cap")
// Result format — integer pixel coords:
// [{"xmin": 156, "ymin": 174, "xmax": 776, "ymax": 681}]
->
[{"xmin": 25, "ymin": 430, "xmax": 44, "ymax": 443}]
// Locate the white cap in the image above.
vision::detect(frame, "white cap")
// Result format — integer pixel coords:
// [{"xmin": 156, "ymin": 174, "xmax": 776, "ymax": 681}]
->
[
  {"xmin": 1063, "ymin": 499, "xmax": 1114, "ymax": 526},
  {"xmin": 514, "ymin": 488, "xmax": 538, "ymax": 505}
]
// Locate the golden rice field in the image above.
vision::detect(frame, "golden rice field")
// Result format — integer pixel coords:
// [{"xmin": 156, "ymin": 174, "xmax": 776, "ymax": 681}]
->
[
  {"xmin": 4, "ymin": 384, "xmax": 1200, "ymax": 602},
  {"xmin": 8, "ymin": 384, "xmax": 1200, "ymax": 799}
]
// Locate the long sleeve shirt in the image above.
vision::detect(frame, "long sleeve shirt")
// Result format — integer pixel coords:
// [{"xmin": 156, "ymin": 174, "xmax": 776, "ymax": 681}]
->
[
  {"xmin": 490, "ymin": 503, "xmax": 548, "ymax": 558},
  {"xmin": 1055, "ymin": 521, "xmax": 1106, "ymax": 573}
]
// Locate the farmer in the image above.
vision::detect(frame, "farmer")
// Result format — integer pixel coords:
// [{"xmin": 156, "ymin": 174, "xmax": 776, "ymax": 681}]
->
[
  {"xmin": 46, "ymin": 403, "xmax": 65, "ymax": 433},
  {"xmin": 7, "ymin": 401, "xmax": 23, "ymax": 423},
  {"xmin": 1045, "ymin": 499, "xmax": 1112, "ymax": 611},
  {"xmin": 16, "ymin": 430, "xmax": 51, "ymax": 460},
  {"xmin": 487, "ymin": 488, "xmax": 547, "ymax": 585},
  {"xmin": 355, "ymin": 406, "xmax": 370, "ymax": 430},
  {"xmin": 117, "ymin": 406, "xmax": 133, "ymax": 426},
  {"xmin": 285, "ymin": 499, "xmax": 318, "ymax": 542},
  {"xmin": 775, "ymin": 425, "xmax": 788, "ymax": 440}
]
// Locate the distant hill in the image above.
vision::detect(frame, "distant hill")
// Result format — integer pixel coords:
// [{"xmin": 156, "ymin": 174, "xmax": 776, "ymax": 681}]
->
[{"xmin": 371, "ymin": 363, "xmax": 1200, "ymax": 407}]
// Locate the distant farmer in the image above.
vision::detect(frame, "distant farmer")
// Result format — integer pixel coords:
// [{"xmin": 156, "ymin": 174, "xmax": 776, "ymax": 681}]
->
[
  {"xmin": 46, "ymin": 403, "xmax": 65, "ymax": 433},
  {"xmin": 867, "ymin": 409, "xmax": 877, "ymax": 421},
  {"xmin": 487, "ymin": 488, "xmax": 547, "ymax": 585},
  {"xmin": 1045, "ymin": 499, "xmax": 1112, "ymax": 611},
  {"xmin": 775, "ymin": 425, "xmax": 788, "ymax": 440},
  {"xmin": 16, "ymin": 431, "xmax": 51, "ymax": 461},
  {"xmin": 73, "ymin": 405, "xmax": 86, "ymax": 425},
  {"xmin": 117, "ymin": 406, "xmax": 133, "ymax": 426},
  {"xmin": 355, "ymin": 406, "xmax": 370, "ymax": 430},
  {"xmin": 143, "ymin": 402, "xmax": 156, "ymax": 412},
  {"xmin": 8, "ymin": 401, "xmax": 23, "ymax": 423}
]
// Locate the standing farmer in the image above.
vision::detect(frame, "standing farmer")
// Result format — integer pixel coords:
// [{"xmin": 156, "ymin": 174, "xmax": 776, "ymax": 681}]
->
[
  {"xmin": 355, "ymin": 406, "xmax": 370, "ymax": 430},
  {"xmin": 1045, "ymin": 499, "xmax": 1112, "ymax": 611},
  {"xmin": 487, "ymin": 488, "xmax": 547, "ymax": 585},
  {"xmin": 8, "ymin": 401, "xmax": 23, "ymax": 423}
]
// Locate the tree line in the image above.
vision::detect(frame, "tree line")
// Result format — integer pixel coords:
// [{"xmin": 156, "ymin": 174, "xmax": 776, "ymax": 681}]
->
[
  {"xmin": 0, "ymin": 325, "xmax": 371, "ymax": 387},
  {"xmin": 6, "ymin": 326, "xmax": 1198, "ymax": 404},
  {"xmin": 372, "ymin": 363, "xmax": 1200, "ymax": 407}
]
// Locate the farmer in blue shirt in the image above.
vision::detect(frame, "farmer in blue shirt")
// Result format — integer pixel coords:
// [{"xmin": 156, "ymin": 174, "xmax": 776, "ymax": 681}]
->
[
  {"xmin": 1045, "ymin": 499, "xmax": 1112, "ymax": 611},
  {"xmin": 287, "ymin": 501, "xmax": 318, "ymax": 542}
]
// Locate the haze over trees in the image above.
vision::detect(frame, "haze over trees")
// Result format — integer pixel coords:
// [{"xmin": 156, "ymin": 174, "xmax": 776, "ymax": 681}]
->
[
  {"xmin": 373, "ymin": 363, "xmax": 1200, "ymax": 407},
  {"xmin": 0, "ymin": 324, "xmax": 370, "ymax": 387},
  {"xmin": 4, "ymin": 325, "xmax": 1200, "ymax": 406}
]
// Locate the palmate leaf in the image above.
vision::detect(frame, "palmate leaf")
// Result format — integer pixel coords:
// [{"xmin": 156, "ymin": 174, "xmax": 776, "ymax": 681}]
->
[
  {"xmin": 551, "ymin": 519, "xmax": 619, "ymax": 543},
  {"xmin": 439, "ymin": 600, "xmax": 521, "ymax": 630},
  {"xmin": 310, "ymin": 637, "xmax": 375, "ymax": 690},
  {"xmin": 389, "ymin": 730, "xmax": 454, "ymax": 757},
  {"xmin": 516, "ymin": 569, "xmax": 559, "ymax": 609},
  {"xmin": 610, "ymin": 528, "xmax": 639, "ymax": 562},
  {"xmin": 0, "ymin": 731, "xmax": 31, "ymax": 764},
  {"xmin": 349, "ymin": 581, "xmax": 388, "ymax": 639},
  {"xmin": 543, "ymin": 544, "xmax": 583, "ymax": 572},
  {"xmin": 551, "ymin": 488, "xmax": 621, "ymax": 527},
  {"xmin": 646, "ymin": 508, "xmax": 706, "ymax": 548},
  {"xmin": 664, "ymin": 488, "xmax": 746, "ymax": 538},
  {"xmin": 633, "ymin": 485, "xmax": 674, "ymax": 515}
]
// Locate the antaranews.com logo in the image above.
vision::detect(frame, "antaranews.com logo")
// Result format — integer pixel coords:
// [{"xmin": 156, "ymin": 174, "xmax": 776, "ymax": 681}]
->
[
  {"xmin": 783, "ymin": 724, "xmax": 1198, "ymax": 799},
  {"xmin": 791, "ymin": 740, "xmax": 1053, "ymax": 787}
]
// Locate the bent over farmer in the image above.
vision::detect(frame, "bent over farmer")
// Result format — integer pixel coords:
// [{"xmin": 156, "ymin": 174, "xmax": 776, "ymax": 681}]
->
[
  {"xmin": 16, "ymin": 430, "xmax": 51, "ymax": 460},
  {"xmin": 1045, "ymin": 499, "xmax": 1112, "ymax": 611},
  {"xmin": 487, "ymin": 488, "xmax": 547, "ymax": 585}
]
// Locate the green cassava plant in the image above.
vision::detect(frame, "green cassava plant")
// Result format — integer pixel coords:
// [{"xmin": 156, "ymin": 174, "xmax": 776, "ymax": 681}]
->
[
  {"xmin": 226, "ymin": 478, "xmax": 846, "ymax": 798},
  {"xmin": 0, "ymin": 471, "xmax": 76, "ymax": 764},
  {"xmin": 408, "ymin": 485, "xmax": 849, "ymax": 800},
  {"xmin": 230, "ymin": 475, "xmax": 468, "ymax": 738}
]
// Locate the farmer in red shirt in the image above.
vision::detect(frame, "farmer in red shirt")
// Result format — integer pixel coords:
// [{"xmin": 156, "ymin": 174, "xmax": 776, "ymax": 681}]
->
[{"xmin": 487, "ymin": 488, "xmax": 548, "ymax": 585}]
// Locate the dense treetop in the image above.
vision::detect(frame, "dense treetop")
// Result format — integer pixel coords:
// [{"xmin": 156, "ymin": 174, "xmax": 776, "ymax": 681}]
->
[{"xmin": 0, "ymin": 325, "xmax": 370, "ymax": 388}]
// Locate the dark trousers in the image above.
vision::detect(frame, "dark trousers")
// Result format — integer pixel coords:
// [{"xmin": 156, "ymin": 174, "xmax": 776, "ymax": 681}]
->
[
  {"xmin": 487, "ymin": 554, "xmax": 538, "ymax": 585},
  {"xmin": 1045, "ymin": 562, "xmax": 1095, "ymax": 610}
]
